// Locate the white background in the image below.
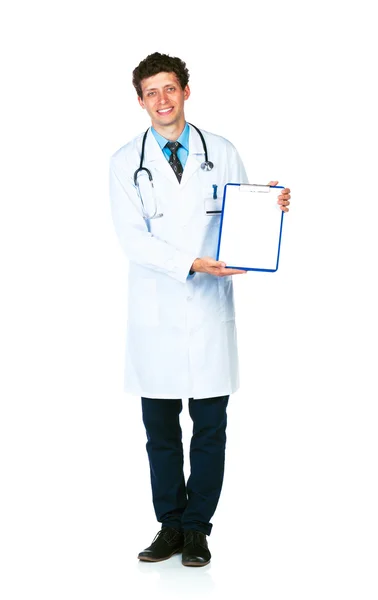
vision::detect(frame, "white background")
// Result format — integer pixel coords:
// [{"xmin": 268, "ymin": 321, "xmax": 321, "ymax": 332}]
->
[{"xmin": 1, "ymin": 1, "xmax": 377, "ymax": 598}]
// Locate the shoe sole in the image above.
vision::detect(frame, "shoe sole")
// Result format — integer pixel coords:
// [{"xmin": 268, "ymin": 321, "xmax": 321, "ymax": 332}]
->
[
  {"xmin": 138, "ymin": 549, "xmax": 183, "ymax": 562},
  {"xmin": 182, "ymin": 559, "xmax": 211, "ymax": 567}
]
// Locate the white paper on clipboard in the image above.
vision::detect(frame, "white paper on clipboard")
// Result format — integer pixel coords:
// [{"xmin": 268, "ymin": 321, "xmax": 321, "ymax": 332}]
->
[{"xmin": 216, "ymin": 183, "xmax": 285, "ymax": 272}]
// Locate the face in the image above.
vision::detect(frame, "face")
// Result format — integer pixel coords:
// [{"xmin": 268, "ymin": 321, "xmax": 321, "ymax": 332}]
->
[{"xmin": 138, "ymin": 71, "xmax": 190, "ymax": 132}]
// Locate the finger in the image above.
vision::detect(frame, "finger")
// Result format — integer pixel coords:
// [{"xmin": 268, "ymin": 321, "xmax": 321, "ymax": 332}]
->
[
  {"xmin": 268, "ymin": 180, "xmax": 279, "ymax": 187},
  {"xmin": 214, "ymin": 262, "xmax": 244, "ymax": 272},
  {"xmin": 221, "ymin": 268, "xmax": 248, "ymax": 275},
  {"xmin": 278, "ymin": 194, "xmax": 291, "ymax": 201},
  {"xmin": 277, "ymin": 199, "xmax": 290, "ymax": 205}
]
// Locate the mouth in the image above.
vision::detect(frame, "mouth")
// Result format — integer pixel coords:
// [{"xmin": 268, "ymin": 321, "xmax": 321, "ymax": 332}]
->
[{"xmin": 157, "ymin": 107, "xmax": 174, "ymax": 116}]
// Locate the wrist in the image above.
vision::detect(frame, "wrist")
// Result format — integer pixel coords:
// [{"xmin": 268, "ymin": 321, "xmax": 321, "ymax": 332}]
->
[{"xmin": 190, "ymin": 258, "xmax": 201, "ymax": 273}]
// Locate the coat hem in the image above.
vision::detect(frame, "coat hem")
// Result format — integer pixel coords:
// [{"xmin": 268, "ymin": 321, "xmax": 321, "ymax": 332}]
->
[{"xmin": 123, "ymin": 384, "xmax": 240, "ymax": 399}]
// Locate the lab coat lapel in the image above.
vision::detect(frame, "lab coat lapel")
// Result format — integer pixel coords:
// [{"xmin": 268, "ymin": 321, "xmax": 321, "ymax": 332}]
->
[{"xmin": 180, "ymin": 125, "xmax": 204, "ymax": 189}]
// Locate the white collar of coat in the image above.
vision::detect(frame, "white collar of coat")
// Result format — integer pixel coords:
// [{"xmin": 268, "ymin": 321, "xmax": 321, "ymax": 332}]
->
[{"xmin": 143, "ymin": 124, "xmax": 205, "ymax": 188}]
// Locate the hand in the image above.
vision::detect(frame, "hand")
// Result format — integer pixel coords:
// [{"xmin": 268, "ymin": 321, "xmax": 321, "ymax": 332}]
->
[
  {"xmin": 191, "ymin": 257, "xmax": 247, "ymax": 277},
  {"xmin": 268, "ymin": 180, "xmax": 291, "ymax": 213}
]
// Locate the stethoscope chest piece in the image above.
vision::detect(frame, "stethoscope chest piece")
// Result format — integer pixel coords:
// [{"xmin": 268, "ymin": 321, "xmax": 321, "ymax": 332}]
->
[{"xmin": 201, "ymin": 161, "xmax": 214, "ymax": 171}]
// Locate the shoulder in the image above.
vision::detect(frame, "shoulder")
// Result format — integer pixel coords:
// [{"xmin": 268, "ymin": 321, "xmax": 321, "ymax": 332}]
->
[
  {"xmin": 110, "ymin": 131, "xmax": 145, "ymax": 167},
  {"xmin": 193, "ymin": 127, "xmax": 242, "ymax": 162},
  {"xmin": 193, "ymin": 125, "xmax": 247, "ymax": 180},
  {"xmin": 195, "ymin": 127, "xmax": 238, "ymax": 151}
]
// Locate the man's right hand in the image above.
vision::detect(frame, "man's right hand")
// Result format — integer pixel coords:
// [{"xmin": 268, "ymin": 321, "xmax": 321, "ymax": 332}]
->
[{"xmin": 191, "ymin": 257, "xmax": 247, "ymax": 277}]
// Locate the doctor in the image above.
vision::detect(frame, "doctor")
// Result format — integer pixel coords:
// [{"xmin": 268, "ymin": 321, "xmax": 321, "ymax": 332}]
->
[{"xmin": 109, "ymin": 52, "xmax": 291, "ymax": 567}]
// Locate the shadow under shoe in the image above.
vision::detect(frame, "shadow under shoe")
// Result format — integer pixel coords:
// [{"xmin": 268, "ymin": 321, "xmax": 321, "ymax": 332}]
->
[
  {"xmin": 182, "ymin": 530, "xmax": 211, "ymax": 567},
  {"xmin": 138, "ymin": 527, "xmax": 184, "ymax": 562}
]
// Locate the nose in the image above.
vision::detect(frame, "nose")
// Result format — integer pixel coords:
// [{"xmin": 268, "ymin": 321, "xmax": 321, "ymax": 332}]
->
[{"xmin": 158, "ymin": 90, "xmax": 169, "ymax": 104}]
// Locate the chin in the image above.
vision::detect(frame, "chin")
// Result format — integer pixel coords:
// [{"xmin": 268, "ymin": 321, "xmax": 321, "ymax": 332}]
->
[{"xmin": 155, "ymin": 119, "xmax": 176, "ymax": 128}]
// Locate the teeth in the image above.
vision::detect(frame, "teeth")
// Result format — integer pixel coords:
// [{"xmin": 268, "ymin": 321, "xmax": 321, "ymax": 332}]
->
[{"xmin": 158, "ymin": 108, "xmax": 172, "ymax": 113}]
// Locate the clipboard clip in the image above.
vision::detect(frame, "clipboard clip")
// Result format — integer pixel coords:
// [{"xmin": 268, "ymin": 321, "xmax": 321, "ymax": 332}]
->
[{"xmin": 239, "ymin": 184, "xmax": 270, "ymax": 193}]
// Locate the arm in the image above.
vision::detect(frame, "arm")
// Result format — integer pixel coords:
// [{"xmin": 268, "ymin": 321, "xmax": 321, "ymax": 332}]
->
[
  {"xmin": 109, "ymin": 157, "xmax": 197, "ymax": 283},
  {"xmin": 227, "ymin": 142, "xmax": 249, "ymax": 184}
]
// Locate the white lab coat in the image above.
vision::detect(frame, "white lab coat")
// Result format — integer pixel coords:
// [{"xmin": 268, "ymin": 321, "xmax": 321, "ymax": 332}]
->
[{"xmin": 109, "ymin": 124, "xmax": 248, "ymax": 399}]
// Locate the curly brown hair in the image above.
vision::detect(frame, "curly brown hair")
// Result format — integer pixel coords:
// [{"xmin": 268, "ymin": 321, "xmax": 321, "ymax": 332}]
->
[{"xmin": 132, "ymin": 52, "xmax": 190, "ymax": 98}]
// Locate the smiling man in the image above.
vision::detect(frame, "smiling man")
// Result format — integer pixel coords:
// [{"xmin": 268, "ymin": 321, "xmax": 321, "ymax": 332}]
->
[{"xmin": 109, "ymin": 52, "xmax": 291, "ymax": 567}]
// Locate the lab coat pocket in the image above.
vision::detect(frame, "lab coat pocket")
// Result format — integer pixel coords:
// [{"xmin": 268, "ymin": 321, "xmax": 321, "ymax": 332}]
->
[
  {"xmin": 204, "ymin": 198, "xmax": 223, "ymax": 216},
  {"xmin": 202, "ymin": 186, "xmax": 223, "ymax": 215},
  {"xmin": 129, "ymin": 278, "xmax": 159, "ymax": 328},
  {"xmin": 217, "ymin": 277, "xmax": 235, "ymax": 322}
]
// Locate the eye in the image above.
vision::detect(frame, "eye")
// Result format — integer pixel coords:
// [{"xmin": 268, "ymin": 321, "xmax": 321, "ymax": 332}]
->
[
  {"xmin": 147, "ymin": 91, "xmax": 156, "ymax": 97},
  {"xmin": 167, "ymin": 87, "xmax": 175, "ymax": 92}
]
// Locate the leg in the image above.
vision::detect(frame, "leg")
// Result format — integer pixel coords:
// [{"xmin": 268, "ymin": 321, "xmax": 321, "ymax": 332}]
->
[
  {"xmin": 182, "ymin": 395, "xmax": 229, "ymax": 536},
  {"xmin": 141, "ymin": 397, "xmax": 188, "ymax": 530}
]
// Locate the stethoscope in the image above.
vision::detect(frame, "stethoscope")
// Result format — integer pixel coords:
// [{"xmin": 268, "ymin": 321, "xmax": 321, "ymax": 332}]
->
[{"xmin": 133, "ymin": 123, "xmax": 214, "ymax": 220}]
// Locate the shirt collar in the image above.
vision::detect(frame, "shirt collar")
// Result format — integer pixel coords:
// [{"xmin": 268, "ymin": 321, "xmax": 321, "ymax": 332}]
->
[{"xmin": 151, "ymin": 122, "xmax": 190, "ymax": 152}]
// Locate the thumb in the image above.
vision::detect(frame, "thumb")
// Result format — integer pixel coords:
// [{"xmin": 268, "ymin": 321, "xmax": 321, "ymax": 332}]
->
[{"xmin": 268, "ymin": 180, "xmax": 279, "ymax": 187}]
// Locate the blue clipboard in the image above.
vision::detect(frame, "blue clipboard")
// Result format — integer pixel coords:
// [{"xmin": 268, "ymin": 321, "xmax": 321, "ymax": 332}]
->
[{"xmin": 215, "ymin": 183, "xmax": 285, "ymax": 272}]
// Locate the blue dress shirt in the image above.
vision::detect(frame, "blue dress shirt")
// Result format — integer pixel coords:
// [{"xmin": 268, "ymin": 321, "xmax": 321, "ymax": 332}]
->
[{"xmin": 151, "ymin": 122, "xmax": 189, "ymax": 168}]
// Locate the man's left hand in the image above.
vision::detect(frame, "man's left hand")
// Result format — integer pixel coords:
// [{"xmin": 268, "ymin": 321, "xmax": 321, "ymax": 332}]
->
[{"xmin": 268, "ymin": 181, "xmax": 291, "ymax": 213}]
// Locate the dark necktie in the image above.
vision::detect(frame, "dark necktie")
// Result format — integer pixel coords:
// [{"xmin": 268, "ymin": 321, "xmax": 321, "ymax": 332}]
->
[{"xmin": 166, "ymin": 141, "xmax": 183, "ymax": 183}]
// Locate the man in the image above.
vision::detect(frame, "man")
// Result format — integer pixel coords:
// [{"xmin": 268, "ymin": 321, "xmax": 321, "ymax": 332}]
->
[{"xmin": 109, "ymin": 52, "xmax": 290, "ymax": 567}]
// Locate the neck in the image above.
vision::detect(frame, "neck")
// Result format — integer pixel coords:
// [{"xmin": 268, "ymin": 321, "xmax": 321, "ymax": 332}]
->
[{"xmin": 152, "ymin": 119, "xmax": 186, "ymax": 141}]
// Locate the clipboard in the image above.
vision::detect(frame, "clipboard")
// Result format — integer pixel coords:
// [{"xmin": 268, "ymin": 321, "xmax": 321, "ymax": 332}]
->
[{"xmin": 216, "ymin": 183, "xmax": 285, "ymax": 272}]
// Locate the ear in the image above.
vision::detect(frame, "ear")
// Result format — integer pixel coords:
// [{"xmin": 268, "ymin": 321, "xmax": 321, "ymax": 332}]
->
[
  {"xmin": 138, "ymin": 95, "xmax": 145, "ymax": 109},
  {"xmin": 184, "ymin": 85, "xmax": 191, "ymax": 101}
]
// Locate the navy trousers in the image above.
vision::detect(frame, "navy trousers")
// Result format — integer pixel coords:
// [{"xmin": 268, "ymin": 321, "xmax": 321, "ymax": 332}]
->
[{"xmin": 141, "ymin": 395, "xmax": 229, "ymax": 536}]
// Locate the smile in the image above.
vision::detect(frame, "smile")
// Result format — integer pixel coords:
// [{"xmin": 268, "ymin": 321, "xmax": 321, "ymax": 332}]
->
[{"xmin": 157, "ymin": 107, "xmax": 174, "ymax": 115}]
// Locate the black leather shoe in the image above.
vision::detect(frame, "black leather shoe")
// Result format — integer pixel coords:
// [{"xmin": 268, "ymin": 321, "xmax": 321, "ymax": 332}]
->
[
  {"xmin": 138, "ymin": 527, "xmax": 184, "ymax": 562},
  {"xmin": 182, "ymin": 530, "xmax": 211, "ymax": 567}
]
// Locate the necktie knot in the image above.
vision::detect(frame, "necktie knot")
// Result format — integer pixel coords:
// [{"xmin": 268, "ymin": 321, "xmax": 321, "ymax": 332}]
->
[{"xmin": 166, "ymin": 141, "xmax": 181, "ymax": 155}]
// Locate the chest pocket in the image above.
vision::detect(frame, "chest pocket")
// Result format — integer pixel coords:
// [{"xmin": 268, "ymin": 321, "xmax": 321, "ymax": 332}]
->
[{"xmin": 202, "ymin": 185, "xmax": 223, "ymax": 222}]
